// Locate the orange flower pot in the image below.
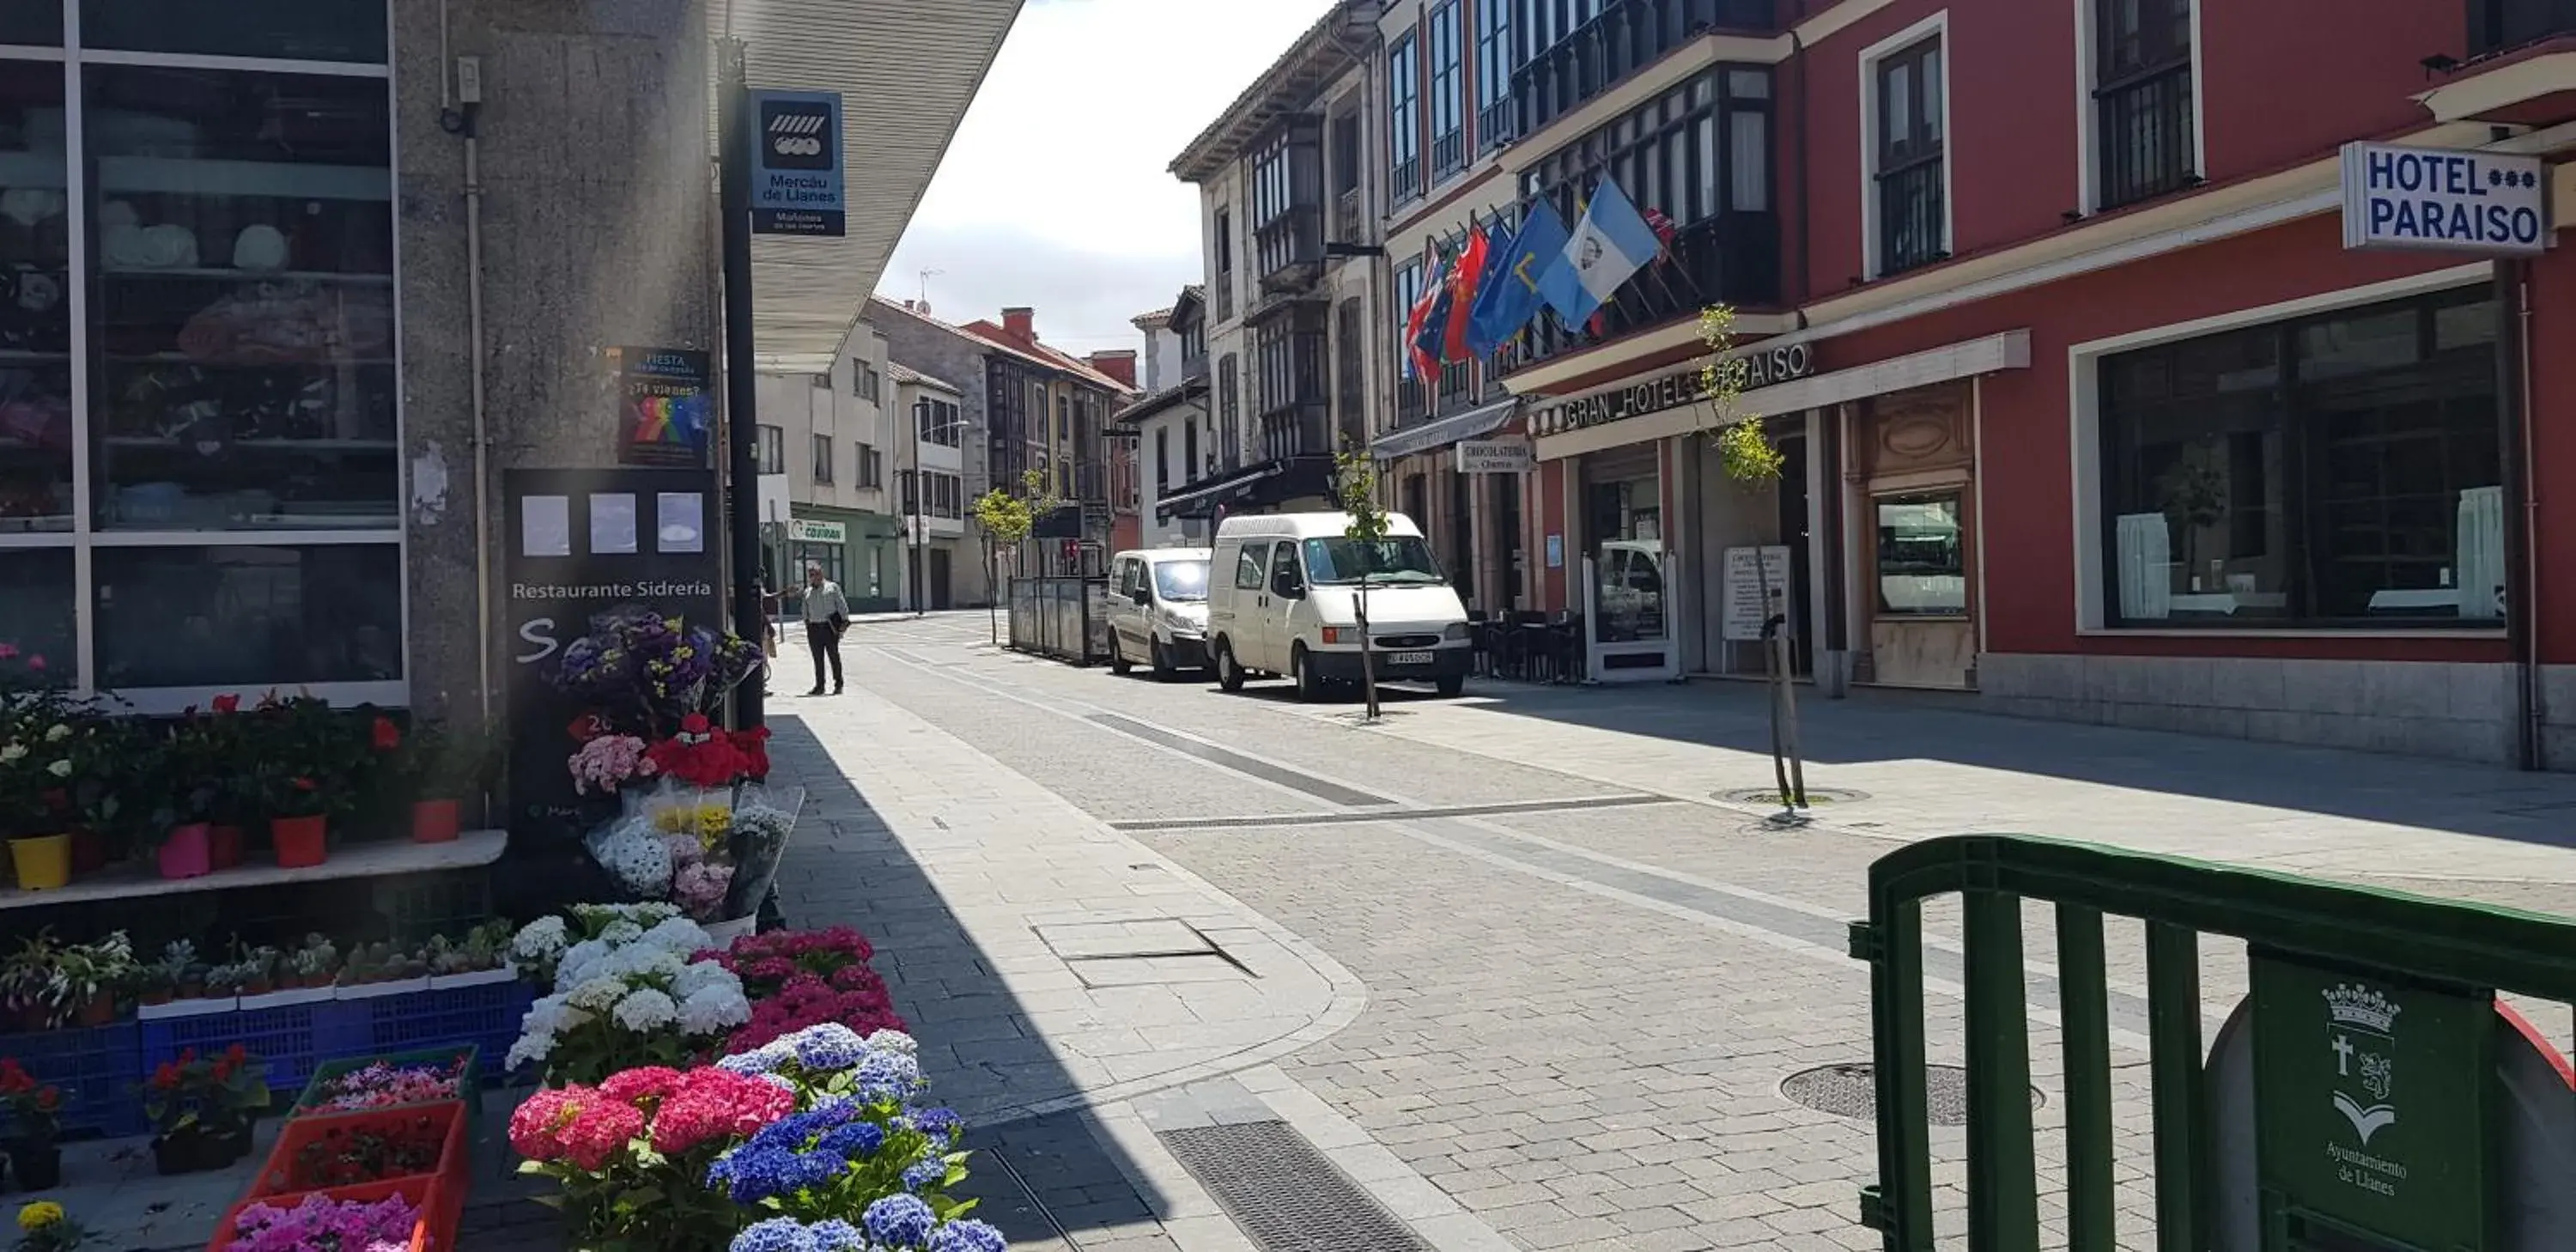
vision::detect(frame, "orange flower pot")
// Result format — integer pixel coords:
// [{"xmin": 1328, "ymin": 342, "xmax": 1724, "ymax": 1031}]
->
[
  {"xmin": 209, "ymin": 825, "xmax": 244, "ymax": 870},
  {"xmin": 270, "ymin": 817, "xmax": 328, "ymax": 869},
  {"xmin": 410, "ymin": 799, "xmax": 460, "ymax": 844}
]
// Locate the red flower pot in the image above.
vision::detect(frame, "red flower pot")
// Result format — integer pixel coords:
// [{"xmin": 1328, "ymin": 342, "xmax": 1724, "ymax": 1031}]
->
[
  {"xmin": 270, "ymin": 816, "xmax": 328, "ymax": 869},
  {"xmin": 74, "ymin": 993, "xmax": 113, "ymax": 1028},
  {"xmin": 157, "ymin": 824, "xmax": 212, "ymax": 880},
  {"xmin": 411, "ymin": 799, "xmax": 461, "ymax": 845},
  {"xmin": 208, "ymin": 825, "xmax": 244, "ymax": 870},
  {"xmin": 67, "ymin": 829, "xmax": 106, "ymax": 875}
]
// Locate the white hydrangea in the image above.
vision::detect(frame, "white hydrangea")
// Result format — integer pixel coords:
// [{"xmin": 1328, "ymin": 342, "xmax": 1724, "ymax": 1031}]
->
[
  {"xmin": 599, "ymin": 919, "xmax": 647, "ymax": 945},
  {"xmin": 673, "ymin": 959, "xmax": 734, "ymax": 1000},
  {"xmin": 599, "ymin": 944, "xmax": 685, "ymax": 984},
  {"xmin": 640, "ymin": 917, "xmax": 714, "ymax": 957},
  {"xmin": 506, "ymin": 1030, "xmax": 556, "ymax": 1071},
  {"xmin": 677, "ymin": 979, "xmax": 750, "ymax": 1035},
  {"xmin": 555, "ymin": 939, "xmax": 614, "ymax": 990},
  {"xmin": 564, "ymin": 975, "xmax": 629, "ymax": 1013},
  {"xmin": 611, "ymin": 987, "xmax": 679, "ymax": 1032},
  {"xmin": 865, "ymin": 1030, "xmax": 919, "ymax": 1059},
  {"xmin": 511, "ymin": 916, "xmax": 568, "ymax": 963}
]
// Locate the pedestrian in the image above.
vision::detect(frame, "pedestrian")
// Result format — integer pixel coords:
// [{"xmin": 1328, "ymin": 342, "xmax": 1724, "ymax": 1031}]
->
[{"xmin": 802, "ymin": 563, "xmax": 850, "ymax": 696}]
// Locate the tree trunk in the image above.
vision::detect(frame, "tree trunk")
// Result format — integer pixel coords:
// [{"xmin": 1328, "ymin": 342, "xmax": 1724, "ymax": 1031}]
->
[
  {"xmin": 1358, "ymin": 582, "xmax": 1380, "ymax": 721},
  {"xmin": 985, "ymin": 537, "xmax": 999, "ymax": 646}
]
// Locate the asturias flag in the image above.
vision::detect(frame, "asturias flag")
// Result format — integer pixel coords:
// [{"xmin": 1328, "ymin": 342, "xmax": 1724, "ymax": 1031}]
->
[
  {"xmin": 1464, "ymin": 200, "xmax": 1571, "ymax": 358},
  {"xmin": 1440, "ymin": 222, "xmax": 1492, "ymax": 364},
  {"xmin": 1538, "ymin": 178, "xmax": 1661, "ymax": 330}
]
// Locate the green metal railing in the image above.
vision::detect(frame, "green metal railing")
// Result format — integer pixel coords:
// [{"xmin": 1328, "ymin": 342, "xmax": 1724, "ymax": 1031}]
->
[{"xmin": 1851, "ymin": 834, "xmax": 2576, "ymax": 1251}]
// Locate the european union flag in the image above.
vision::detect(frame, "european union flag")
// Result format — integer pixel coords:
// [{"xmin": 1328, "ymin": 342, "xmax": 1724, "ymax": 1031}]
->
[{"xmin": 1464, "ymin": 201, "xmax": 1571, "ymax": 358}]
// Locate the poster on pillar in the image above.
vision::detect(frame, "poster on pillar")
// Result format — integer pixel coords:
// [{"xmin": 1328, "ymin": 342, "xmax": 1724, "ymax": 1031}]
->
[
  {"xmin": 612, "ymin": 347, "xmax": 714, "ymax": 467},
  {"xmin": 1721, "ymin": 546, "xmax": 1794, "ymax": 642},
  {"xmin": 503, "ymin": 468, "xmax": 727, "ymax": 848}
]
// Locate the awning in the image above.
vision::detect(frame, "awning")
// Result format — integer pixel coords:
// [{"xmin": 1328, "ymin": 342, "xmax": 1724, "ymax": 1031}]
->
[
  {"xmin": 724, "ymin": 1, "xmax": 1025, "ymax": 362},
  {"xmin": 1157, "ymin": 455, "xmax": 1335, "ymax": 520},
  {"xmin": 1370, "ymin": 395, "xmax": 1522, "ymax": 460}
]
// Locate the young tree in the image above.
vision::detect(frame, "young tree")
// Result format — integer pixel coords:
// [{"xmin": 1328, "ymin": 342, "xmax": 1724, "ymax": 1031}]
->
[
  {"xmin": 1333, "ymin": 449, "xmax": 1391, "ymax": 721},
  {"xmin": 1698, "ymin": 306, "xmax": 1807, "ymax": 813},
  {"xmin": 970, "ymin": 469, "xmax": 1060, "ymax": 647}
]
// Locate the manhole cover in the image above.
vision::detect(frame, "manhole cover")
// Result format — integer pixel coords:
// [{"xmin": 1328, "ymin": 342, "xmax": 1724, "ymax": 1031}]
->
[
  {"xmin": 1157, "ymin": 1121, "xmax": 1431, "ymax": 1252},
  {"xmin": 1780, "ymin": 1062, "xmax": 2038, "ymax": 1125},
  {"xmin": 1719, "ymin": 787, "xmax": 1868, "ymax": 806}
]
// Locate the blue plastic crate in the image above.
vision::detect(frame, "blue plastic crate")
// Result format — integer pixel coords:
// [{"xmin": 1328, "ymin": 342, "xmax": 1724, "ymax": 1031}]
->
[
  {"xmin": 0, "ymin": 1022, "xmax": 145, "ymax": 1140},
  {"xmin": 360, "ymin": 979, "xmax": 534, "ymax": 1084},
  {"xmin": 140, "ymin": 1000, "xmax": 369, "ymax": 1102}
]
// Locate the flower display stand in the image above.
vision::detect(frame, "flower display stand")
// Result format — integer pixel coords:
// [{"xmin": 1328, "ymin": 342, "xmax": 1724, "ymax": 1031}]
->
[{"xmin": 143, "ymin": 980, "xmax": 534, "ymax": 1103}]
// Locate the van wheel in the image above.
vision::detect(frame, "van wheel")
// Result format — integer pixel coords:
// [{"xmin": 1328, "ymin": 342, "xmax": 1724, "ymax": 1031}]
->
[
  {"xmin": 1291, "ymin": 646, "xmax": 1324, "ymax": 703},
  {"xmin": 1151, "ymin": 638, "xmax": 1176, "ymax": 682},
  {"xmin": 1214, "ymin": 640, "xmax": 1246, "ymax": 692},
  {"xmin": 1436, "ymin": 674, "xmax": 1466, "ymax": 698},
  {"xmin": 1109, "ymin": 637, "xmax": 1133, "ymax": 677}
]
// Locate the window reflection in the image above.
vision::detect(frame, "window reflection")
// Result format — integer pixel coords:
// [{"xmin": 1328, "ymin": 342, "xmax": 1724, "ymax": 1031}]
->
[
  {"xmin": 1876, "ymin": 494, "xmax": 1966, "ymax": 615},
  {"xmin": 0, "ymin": 64, "xmax": 70, "ymax": 531},
  {"xmin": 81, "ymin": 0, "xmax": 385, "ymax": 63},
  {"xmin": 84, "ymin": 66, "xmax": 397, "ymax": 531},
  {"xmin": 0, "ymin": 548, "xmax": 73, "ymax": 685},
  {"xmin": 94, "ymin": 544, "xmax": 401, "ymax": 689},
  {"xmin": 0, "ymin": 1, "xmax": 60, "ymax": 46}
]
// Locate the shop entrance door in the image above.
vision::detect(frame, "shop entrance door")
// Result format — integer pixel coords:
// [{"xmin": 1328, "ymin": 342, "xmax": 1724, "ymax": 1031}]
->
[{"xmin": 928, "ymin": 549, "xmax": 953, "ymax": 611}]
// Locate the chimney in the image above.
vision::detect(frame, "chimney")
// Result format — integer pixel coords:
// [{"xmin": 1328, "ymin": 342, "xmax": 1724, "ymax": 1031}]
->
[
  {"xmin": 1000, "ymin": 307, "xmax": 1036, "ymax": 341},
  {"xmin": 1087, "ymin": 350, "xmax": 1138, "ymax": 388}
]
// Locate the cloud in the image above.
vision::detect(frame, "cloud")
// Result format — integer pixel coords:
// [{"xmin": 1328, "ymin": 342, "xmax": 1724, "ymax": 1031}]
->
[{"xmin": 884, "ymin": 0, "xmax": 1335, "ymax": 352}]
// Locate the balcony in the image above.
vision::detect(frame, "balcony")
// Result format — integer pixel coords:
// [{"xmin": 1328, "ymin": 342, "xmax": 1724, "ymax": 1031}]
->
[
  {"xmin": 1396, "ymin": 374, "xmax": 1430, "ymax": 428},
  {"xmin": 1498, "ymin": 211, "xmax": 1780, "ymax": 374},
  {"xmin": 2471, "ymin": 0, "xmax": 2576, "ymax": 57},
  {"xmin": 1431, "ymin": 128, "xmax": 1465, "ymax": 179},
  {"xmin": 1477, "ymin": 98, "xmax": 1515, "ymax": 154},
  {"xmin": 2094, "ymin": 63, "xmax": 2196, "ymax": 210},
  {"xmin": 1213, "ymin": 271, "xmax": 1236, "ymax": 321},
  {"xmin": 1334, "ymin": 187, "xmax": 1364, "ymax": 247},
  {"xmin": 1876, "ymin": 160, "xmax": 1947, "ymax": 277},
  {"xmin": 1255, "ymin": 316, "xmax": 1330, "ymax": 463},
  {"xmin": 1256, "ymin": 206, "xmax": 1326, "ymax": 294},
  {"xmin": 1512, "ymin": 0, "xmax": 1778, "ymax": 137},
  {"xmin": 1389, "ymin": 155, "xmax": 1420, "ymax": 204}
]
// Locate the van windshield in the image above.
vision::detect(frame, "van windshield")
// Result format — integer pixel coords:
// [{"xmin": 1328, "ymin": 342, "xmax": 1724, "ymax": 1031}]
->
[
  {"xmin": 1151, "ymin": 560, "xmax": 1209, "ymax": 603},
  {"xmin": 1300, "ymin": 536, "xmax": 1445, "ymax": 586}
]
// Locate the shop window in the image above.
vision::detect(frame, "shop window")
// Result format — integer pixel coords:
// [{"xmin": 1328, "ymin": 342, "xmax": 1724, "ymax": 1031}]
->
[
  {"xmin": 94, "ymin": 544, "xmax": 402, "ymax": 689},
  {"xmin": 81, "ymin": 0, "xmax": 386, "ymax": 62},
  {"xmin": 2099, "ymin": 287, "xmax": 2502, "ymax": 627},
  {"xmin": 1875, "ymin": 494, "xmax": 1965, "ymax": 616},
  {"xmin": 0, "ymin": 0, "xmax": 61, "ymax": 44},
  {"xmin": 0, "ymin": 549, "xmax": 74, "ymax": 686}
]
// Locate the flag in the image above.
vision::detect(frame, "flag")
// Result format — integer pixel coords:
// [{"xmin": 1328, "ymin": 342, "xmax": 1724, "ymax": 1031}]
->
[
  {"xmin": 1401, "ymin": 250, "xmax": 1449, "ymax": 381},
  {"xmin": 1538, "ymin": 178, "xmax": 1662, "ymax": 330},
  {"xmin": 1410, "ymin": 251, "xmax": 1457, "ymax": 381},
  {"xmin": 1464, "ymin": 200, "xmax": 1570, "ymax": 358},
  {"xmin": 1440, "ymin": 221, "xmax": 1492, "ymax": 364}
]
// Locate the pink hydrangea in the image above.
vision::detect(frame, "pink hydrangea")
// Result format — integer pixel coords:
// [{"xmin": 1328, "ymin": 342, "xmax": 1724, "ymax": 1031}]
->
[
  {"xmin": 559, "ymin": 1097, "xmax": 646, "ymax": 1170},
  {"xmin": 726, "ymin": 972, "xmax": 907, "ymax": 1054},
  {"xmin": 507, "ymin": 1086, "xmax": 587, "ymax": 1163},
  {"xmin": 507, "ymin": 1085, "xmax": 644, "ymax": 1170},
  {"xmin": 648, "ymin": 1067, "xmax": 796, "ymax": 1154},
  {"xmin": 675, "ymin": 860, "xmax": 733, "ymax": 919},
  {"xmin": 569, "ymin": 734, "xmax": 658, "ymax": 794},
  {"xmin": 598, "ymin": 1066, "xmax": 684, "ymax": 1104},
  {"xmin": 222, "ymin": 1191, "xmax": 422, "ymax": 1252}
]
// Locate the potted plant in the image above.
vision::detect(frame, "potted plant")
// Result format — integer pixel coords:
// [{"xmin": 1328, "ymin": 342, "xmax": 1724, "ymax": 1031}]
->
[
  {"xmin": 0, "ymin": 1060, "xmax": 64, "ymax": 1190},
  {"xmin": 0, "ymin": 936, "xmax": 53, "ymax": 1032},
  {"xmin": 11, "ymin": 1200, "xmax": 83, "ymax": 1250},
  {"xmin": 246, "ymin": 696, "xmax": 368, "ymax": 869},
  {"xmin": 0, "ymin": 732, "xmax": 74, "ymax": 893},
  {"xmin": 333, "ymin": 941, "xmax": 428, "ymax": 1000},
  {"xmin": 39, "ymin": 933, "xmax": 133, "ymax": 1029},
  {"xmin": 173, "ymin": 696, "xmax": 257, "ymax": 871},
  {"xmin": 398, "ymin": 723, "xmax": 496, "ymax": 844},
  {"xmin": 424, "ymin": 921, "xmax": 516, "ymax": 989},
  {"xmin": 137, "ymin": 941, "xmax": 227, "ymax": 1021},
  {"xmin": 56, "ymin": 715, "xmax": 139, "ymax": 878},
  {"xmin": 288, "ymin": 935, "xmax": 338, "ymax": 988},
  {"xmin": 141, "ymin": 1045, "xmax": 267, "ymax": 1175}
]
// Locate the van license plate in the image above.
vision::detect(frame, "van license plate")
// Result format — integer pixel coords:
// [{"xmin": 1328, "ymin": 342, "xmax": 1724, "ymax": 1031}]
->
[{"xmin": 1388, "ymin": 651, "xmax": 1435, "ymax": 666}]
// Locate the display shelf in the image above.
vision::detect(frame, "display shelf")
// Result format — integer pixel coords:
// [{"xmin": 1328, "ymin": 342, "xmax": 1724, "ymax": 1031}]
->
[
  {"xmin": 103, "ymin": 435, "xmax": 398, "ymax": 451},
  {"xmin": 0, "ymin": 348, "xmax": 70, "ymax": 363},
  {"xmin": 95, "ymin": 156, "xmax": 388, "ymax": 202},
  {"xmin": 0, "ymin": 151, "xmax": 66, "ymax": 189},
  {"xmin": 101, "ymin": 353, "xmax": 397, "ymax": 367},
  {"xmin": 0, "ymin": 830, "xmax": 505, "ymax": 911},
  {"xmin": 101, "ymin": 266, "xmax": 393, "ymax": 284}
]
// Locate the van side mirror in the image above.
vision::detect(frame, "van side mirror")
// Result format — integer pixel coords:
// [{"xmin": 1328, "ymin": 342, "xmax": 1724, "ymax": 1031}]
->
[
  {"xmin": 1272, "ymin": 570, "xmax": 1305, "ymax": 599},
  {"xmin": 1131, "ymin": 586, "xmax": 1151, "ymax": 605}
]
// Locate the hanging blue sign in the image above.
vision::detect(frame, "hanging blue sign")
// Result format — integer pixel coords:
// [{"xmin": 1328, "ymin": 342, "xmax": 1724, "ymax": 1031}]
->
[{"xmin": 750, "ymin": 89, "xmax": 847, "ymax": 237}]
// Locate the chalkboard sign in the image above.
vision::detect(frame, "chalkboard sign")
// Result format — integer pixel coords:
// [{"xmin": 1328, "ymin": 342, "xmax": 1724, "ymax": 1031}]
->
[{"xmin": 502, "ymin": 467, "xmax": 726, "ymax": 847}]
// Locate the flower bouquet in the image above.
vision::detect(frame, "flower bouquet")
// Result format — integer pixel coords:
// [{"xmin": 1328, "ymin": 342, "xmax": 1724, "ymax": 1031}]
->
[
  {"xmin": 550, "ymin": 608, "xmax": 763, "ymax": 738},
  {"xmin": 723, "ymin": 784, "xmax": 805, "ymax": 925},
  {"xmin": 506, "ymin": 909, "xmax": 750, "ymax": 1086}
]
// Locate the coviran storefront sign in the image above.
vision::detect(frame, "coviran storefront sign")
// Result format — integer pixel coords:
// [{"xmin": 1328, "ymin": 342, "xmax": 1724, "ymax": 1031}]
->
[{"xmin": 1530, "ymin": 342, "xmax": 1817, "ymax": 439}]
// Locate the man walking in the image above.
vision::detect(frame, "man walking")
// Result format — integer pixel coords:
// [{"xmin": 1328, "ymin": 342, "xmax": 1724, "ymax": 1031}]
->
[{"xmin": 802, "ymin": 563, "xmax": 851, "ymax": 696}]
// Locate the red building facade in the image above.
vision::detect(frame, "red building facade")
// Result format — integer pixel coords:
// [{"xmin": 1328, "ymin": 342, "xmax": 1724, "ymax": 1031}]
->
[{"xmin": 1461, "ymin": 0, "xmax": 2576, "ymax": 767}]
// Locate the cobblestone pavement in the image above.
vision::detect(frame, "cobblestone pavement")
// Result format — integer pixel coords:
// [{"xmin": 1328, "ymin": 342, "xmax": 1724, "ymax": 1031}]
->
[{"xmin": 776, "ymin": 612, "xmax": 2576, "ymax": 1252}]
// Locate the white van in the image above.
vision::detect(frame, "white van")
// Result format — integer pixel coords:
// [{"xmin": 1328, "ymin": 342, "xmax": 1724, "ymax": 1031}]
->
[
  {"xmin": 1106, "ymin": 547, "xmax": 1213, "ymax": 679},
  {"xmin": 1206, "ymin": 512, "xmax": 1472, "ymax": 701}
]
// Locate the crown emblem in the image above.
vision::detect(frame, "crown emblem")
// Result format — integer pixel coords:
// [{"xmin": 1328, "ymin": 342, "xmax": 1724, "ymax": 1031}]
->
[{"xmin": 2324, "ymin": 983, "xmax": 2401, "ymax": 1035}]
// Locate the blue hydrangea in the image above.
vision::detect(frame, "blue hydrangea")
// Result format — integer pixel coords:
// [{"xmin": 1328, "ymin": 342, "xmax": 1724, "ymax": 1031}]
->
[
  {"xmin": 863, "ymin": 1194, "xmax": 938, "ymax": 1248},
  {"xmin": 852, "ymin": 1051, "xmax": 924, "ymax": 1104},
  {"xmin": 731, "ymin": 1217, "xmax": 819, "ymax": 1252},
  {"xmin": 806, "ymin": 1219, "xmax": 870, "ymax": 1252},
  {"xmin": 902, "ymin": 1157, "xmax": 948, "ymax": 1193},
  {"xmin": 817, "ymin": 1120, "xmax": 887, "ymax": 1159},
  {"xmin": 905, "ymin": 1106, "xmax": 963, "ymax": 1149},
  {"xmin": 707, "ymin": 1142, "xmax": 848, "ymax": 1203},
  {"xmin": 787, "ymin": 1023, "xmax": 869, "ymax": 1070},
  {"xmin": 717, "ymin": 1044, "xmax": 790, "ymax": 1076},
  {"xmin": 926, "ymin": 1219, "xmax": 1009, "ymax": 1252}
]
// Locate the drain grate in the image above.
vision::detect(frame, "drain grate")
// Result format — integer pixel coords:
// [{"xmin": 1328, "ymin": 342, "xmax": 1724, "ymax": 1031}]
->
[
  {"xmin": 1781, "ymin": 1062, "xmax": 2039, "ymax": 1126},
  {"xmin": 1718, "ymin": 787, "xmax": 1868, "ymax": 806},
  {"xmin": 1157, "ymin": 1120, "xmax": 1432, "ymax": 1252}
]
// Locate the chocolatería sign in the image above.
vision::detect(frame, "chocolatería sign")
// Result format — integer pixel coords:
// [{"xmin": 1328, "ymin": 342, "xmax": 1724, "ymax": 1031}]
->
[{"xmin": 1531, "ymin": 342, "xmax": 1817, "ymax": 439}]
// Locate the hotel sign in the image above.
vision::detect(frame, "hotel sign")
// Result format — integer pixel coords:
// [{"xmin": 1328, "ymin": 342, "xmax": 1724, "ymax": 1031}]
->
[
  {"xmin": 2340, "ymin": 142, "xmax": 2547, "ymax": 257},
  {"xmin": 1531, "ymin": 342, "xmax": 1817, "ymax": 439}
]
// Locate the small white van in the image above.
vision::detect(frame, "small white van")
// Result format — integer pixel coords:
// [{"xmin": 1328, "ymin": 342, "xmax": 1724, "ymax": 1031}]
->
[
  {"xmin": 1206, "ymin": 512, "xmax": 1472, "ymax": 701},
  {"xmin": 1106, "ymin": 547, "xmax": 1213, "ymax": 679}
]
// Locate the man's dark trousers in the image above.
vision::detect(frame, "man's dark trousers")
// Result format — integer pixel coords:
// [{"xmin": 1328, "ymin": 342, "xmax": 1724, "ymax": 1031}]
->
[{"xmin": 806, "ymin": 621, "xmax": 844, "ymax": 693}]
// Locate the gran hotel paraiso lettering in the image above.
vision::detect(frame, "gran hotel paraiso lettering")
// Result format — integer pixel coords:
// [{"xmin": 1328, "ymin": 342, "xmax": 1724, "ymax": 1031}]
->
[{"xmin": 1531, "ymin": 343, "xmax": 1816, "ymax": 438}]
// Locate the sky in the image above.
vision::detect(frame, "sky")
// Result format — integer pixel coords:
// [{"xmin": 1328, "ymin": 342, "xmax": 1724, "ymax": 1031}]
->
[{"xmin": 881, "ymin": 0, "xmax": 1337, "ymax": 362}]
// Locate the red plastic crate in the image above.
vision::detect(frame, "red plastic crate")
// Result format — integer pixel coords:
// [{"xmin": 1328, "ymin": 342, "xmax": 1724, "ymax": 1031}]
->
[
  {"xmin": 206, "ymin": 1175, "xmax": 450, "ymax": 1252},
  {"xmin": 248, "ymin": 1100, "xmax": 467, "ymax": 1214}
]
